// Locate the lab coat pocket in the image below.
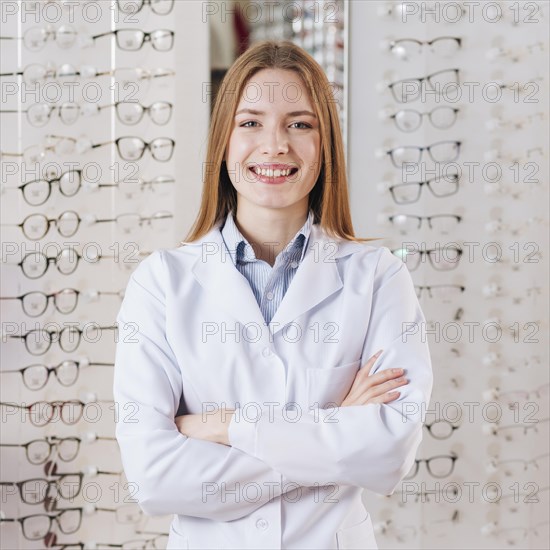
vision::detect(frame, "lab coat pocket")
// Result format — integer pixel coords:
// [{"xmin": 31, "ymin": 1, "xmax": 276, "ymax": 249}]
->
[
  {"xmin": 336, "ymin": 511, "xmax": 378, "ymax": 550},
  {"xmin": 167, "ymin": 520, "xmax": 189, "ymax": 550},
  {"xmin": 307, "ymin": 359, "xmax": 361, "ymax": 409}
]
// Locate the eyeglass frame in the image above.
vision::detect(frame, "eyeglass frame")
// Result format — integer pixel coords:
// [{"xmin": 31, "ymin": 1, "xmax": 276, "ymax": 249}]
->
[
  {"xmin": 39, "ymin": 134, "xmax": 175, "ymax": 162},
  {"xmin": 414, "ymin": 284, "xmax": 466, "ymax": 299},
  {"xmin": 1, "ymin": 359, "xmax": 114, "ymax": 390},
  {"xmin": 0, "ymin": 288, "xmax": 80, "ymax": 316},
  {"xmin": 0, "ymin": 400, "xmax": 87, "ymax": 426},
  {"xmin": 0, "ymin": 288, "xmax": 122, "ymax": 317},
  {"xmin": 391, "ymin": 246, "xmax": 464, "ymax": 271},
  {"xmin": 16, "ymin": 169, "xmax": 83, "ymax": 205},
  {"xmin": 388, "ymin": 68, "xmax": 461, "ymax": 103},
  {"xmin": 497, "ymin": 382, "xmax": 550, "ymax": 402},
  {"xmin": 404, "ymin": 452, "xmax": 458, "ymax": 479},
  {"xmin": 89, "ymin": 136, "xmax": 176, "ymax": 162},
  {"xmin": 0, "ymin": 24, "xmax": 78, "ymax": 51},
  {"xmin": 0, "ymin": 436, "xmax": 82, "ymax": 465},
  {"xmin": 0, "ymin": 64, "xmax": 174, "ymax": 85},
  {"xmin": 489, "ymin": 417, "xmax": 550, "ymax": 438},
  {"xmin": 14, "ymin": 248, "xmax": 117, "ymax": 279},
  {"xmin": 424, "ymin": 419, "xmax": 461, "ymax": 439},
  {"xmin": 389, "ymin": 36, "xmax": 462, "ymax": 55},
  {"xmin": 91, "ymin": 29, "xmax": 175, "ymax": 51},
  {"xmin": 5, "ymin": 210, "xmax": 82, "ymax": 240},
  {"xmin": 388, "ymin": 173, "xmax": 460, "ymax": 204},
  {"xmin": 0, "ymin": 472, "xmax": 84, "ymax": 504},
  {"xmin": 388, "ymin": 213, "xmax": 463, "ymax": 230},
  {"xmin": 0, "ymin": 101, "xmax": 174, "ymax": 127},
  {"xmin": 0, "ymin": 508, "xmax": 82, "ymax": 540},
  {"xmin": 390, "ymin": 485, "xmax": 460, "ymax": 506},
  {"xmin": 12, "ymin": 169, "xmax": 135, "ymax": 206},
  {"xmin": 11, "ymin": 248, "xmax": 150, "ymax": 280},
  {"xmin": 386, "ymin": 140, "xmax": 462, "ymax": 168},
  {"xmin": 0, "ymin": 63, "xmax": 109, "ymax": 83},
  {"xmin": 5, "ymin": 324, "xmax": 117, "ymax": 355},
  {"xmin": 6, "ymin": 209, "xmax": 174, "ymax": 241},
  {"xmin": 116, "ymin": 0, "xmax": 175, "ymax": 15},
  {"xmin": 488, "ymin": 452, "xmax": 550, "ymax": 475},
  {"xmin": 389, "ymin": 106, "xmax": 460, "ymax": 132}
]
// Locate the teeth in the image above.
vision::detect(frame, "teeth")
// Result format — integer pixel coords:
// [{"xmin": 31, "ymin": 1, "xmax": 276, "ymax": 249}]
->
[{"xmin": 252, "ymin": 166, "xmax": 293, "ymax": 177}]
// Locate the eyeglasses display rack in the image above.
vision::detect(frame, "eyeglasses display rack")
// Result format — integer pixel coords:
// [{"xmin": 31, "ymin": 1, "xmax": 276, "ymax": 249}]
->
[{"xmin": 348, "ymin": 2, "xmax": 549, "ymax": 548}]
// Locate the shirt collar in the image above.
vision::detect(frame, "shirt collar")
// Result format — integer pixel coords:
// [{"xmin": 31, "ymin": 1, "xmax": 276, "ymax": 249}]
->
[{"xmin": 221, "ymin": 209, "xmax": 315, "ymax": 266}]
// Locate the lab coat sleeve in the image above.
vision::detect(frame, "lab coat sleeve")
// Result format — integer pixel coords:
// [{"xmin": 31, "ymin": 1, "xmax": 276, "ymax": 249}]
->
[
  {"xmin": 113, "ymin": 250, "xmax": 296, "ymax": 522},
  {"xmin": 228, "ymin": 246, "xmax": 434, "ymax": 495}
]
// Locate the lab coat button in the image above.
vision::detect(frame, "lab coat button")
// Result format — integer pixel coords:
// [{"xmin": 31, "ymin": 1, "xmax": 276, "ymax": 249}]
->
[
  {"xmin": 266, "ymin": 291, "xmax": 274, "ymax": 300},
  {"xmin": 262, "ymin": 347, "xmax": 272, "ymax": 357},
  {"xmin": 256, "ymin": 518, "xmax": 268, "ymax": 530}
]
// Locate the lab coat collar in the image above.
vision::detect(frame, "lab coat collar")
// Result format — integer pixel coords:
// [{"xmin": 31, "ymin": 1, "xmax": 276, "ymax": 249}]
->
[{"xmin": 184, "ymin": 220, "xmax": 364, "ymax": 337}]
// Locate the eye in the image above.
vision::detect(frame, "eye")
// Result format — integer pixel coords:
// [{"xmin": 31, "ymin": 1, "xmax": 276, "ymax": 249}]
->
[{"xmin": 239, "ymin": 121, "xmax": 312, "ymax": 129}]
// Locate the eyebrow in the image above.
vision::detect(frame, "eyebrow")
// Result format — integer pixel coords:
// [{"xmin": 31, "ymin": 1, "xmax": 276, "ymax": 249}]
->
[{"xmin": 235, "ymin": 108, "xmax": 317, "ymax": 118}]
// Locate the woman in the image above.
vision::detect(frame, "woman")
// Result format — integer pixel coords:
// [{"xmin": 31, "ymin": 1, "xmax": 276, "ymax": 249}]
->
[{"xmin": 114, "ymin": 40, "xmax": 433, "ymax": 550}]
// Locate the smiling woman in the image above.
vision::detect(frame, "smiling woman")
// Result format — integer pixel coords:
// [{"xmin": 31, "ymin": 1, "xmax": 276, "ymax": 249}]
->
[{"xmin": 113, "ymin": 40, "xmax": 433, "ymax": 550}]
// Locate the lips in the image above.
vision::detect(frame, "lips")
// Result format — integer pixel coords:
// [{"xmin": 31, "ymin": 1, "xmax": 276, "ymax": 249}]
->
[{"xmin": 248, "ymin": 168, "xmax": 298, "ymax": 177}]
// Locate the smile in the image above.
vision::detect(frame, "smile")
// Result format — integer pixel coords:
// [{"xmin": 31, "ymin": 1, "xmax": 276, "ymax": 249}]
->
[{"xmin": 248, "ymin": 166, "xmax": 299, "ymax": 185}]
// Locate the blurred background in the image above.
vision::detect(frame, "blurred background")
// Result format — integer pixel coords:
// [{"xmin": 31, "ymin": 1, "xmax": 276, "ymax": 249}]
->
[{"xmin": 0, "ymin": 1, "xmax": 548, "ymax": 548}]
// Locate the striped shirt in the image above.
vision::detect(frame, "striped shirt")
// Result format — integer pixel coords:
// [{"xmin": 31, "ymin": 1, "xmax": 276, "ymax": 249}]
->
[{"xmin": 220, "ymin": 209, "xmax": 315, "ymax": 325}]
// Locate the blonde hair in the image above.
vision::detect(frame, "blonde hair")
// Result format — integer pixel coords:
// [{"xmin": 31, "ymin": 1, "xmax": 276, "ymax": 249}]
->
[{"xmin": 182, "ymin": 39, "xmax": 375, "ymax": 243}]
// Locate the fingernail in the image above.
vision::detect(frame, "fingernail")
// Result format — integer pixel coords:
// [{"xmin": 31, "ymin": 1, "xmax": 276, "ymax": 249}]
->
[{"xmin": 375, "ymin": 349, "xmax": 383, "ymax": 357}]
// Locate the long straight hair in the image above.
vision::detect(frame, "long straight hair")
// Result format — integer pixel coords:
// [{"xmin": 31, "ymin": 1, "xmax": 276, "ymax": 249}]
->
[{"xmin": 182, "ymin": 40, "xmax": 375, "ymax": 243}]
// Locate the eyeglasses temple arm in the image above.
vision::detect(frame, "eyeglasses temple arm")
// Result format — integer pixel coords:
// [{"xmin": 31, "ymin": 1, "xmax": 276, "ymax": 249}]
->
[
  {"xmin": 91, "ymin": 32, "xmax": 113, "ymax": 40},
  {"xmin": 91, "ymin": 142, "xmax": 112, "ymax": 149}
]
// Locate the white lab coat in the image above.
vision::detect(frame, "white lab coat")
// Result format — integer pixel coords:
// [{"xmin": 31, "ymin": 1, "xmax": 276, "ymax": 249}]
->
[{"xmin": 113, "ymin": 219, "xmax": 433, "ymax": 550}]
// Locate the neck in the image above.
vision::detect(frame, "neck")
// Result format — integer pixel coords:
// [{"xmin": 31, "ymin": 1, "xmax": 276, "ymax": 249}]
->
[{"xmin": 233, "ymin": 201, "xmax": 309, "ymax": 266}]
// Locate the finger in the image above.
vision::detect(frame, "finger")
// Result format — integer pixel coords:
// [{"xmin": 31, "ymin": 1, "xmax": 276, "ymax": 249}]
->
[
  {"xmin": 369, "ymin": 376, "xmax": 409, "ymax": 397},
  {"xmin": 343, "ymin": 382, "xmax": 405, "ymax": 407},
  {"xmin": 363, "ymin": 349, "xmax": 384, "ymax": 376},
  {"xmin": 354, "ymin": 368, "xmax": 405, "ymax": 396},
  {"xmin": 361, "ymin": 367, "xmax": 405, "ymax": 386},
  {"xmin": 344, "ymin": 352, "xmax": 396, "ymax": 404},
  {"xmin": 363, "ymin": 391, "xmax": 401, "ymax": 406},
  {"xmin": 343, "ymin": 351, "xmax": 385, "ymax": 399},
  {"xmin": 355, "ymin": 377, "xmax": 409, "ymax": 402}
]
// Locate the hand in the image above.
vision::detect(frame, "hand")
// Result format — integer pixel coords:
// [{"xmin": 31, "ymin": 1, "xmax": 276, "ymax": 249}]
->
[
  {"xmin": 175, "ymin": 408, "xmax": 235, "ymax": 446},
  {"xmin": 341, "ymin": 350, "xmax": 409, "ymax": 407}
]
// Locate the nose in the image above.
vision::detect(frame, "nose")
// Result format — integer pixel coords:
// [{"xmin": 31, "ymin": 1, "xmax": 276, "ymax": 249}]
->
[{"xmin": 260, "ymin": 125, "xmax": 289, "ymax": 156}]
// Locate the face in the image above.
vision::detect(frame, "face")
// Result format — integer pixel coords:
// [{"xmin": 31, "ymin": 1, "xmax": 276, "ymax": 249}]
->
[{"xmin": 224, "ymin": 68, "xmax": 322, "ymax": 214}]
